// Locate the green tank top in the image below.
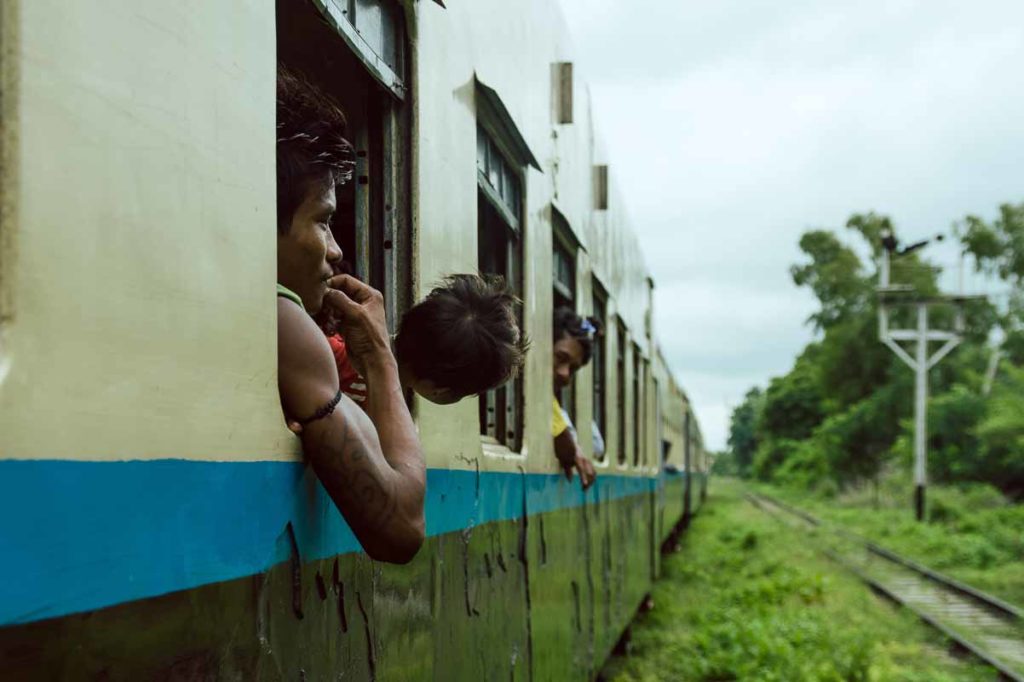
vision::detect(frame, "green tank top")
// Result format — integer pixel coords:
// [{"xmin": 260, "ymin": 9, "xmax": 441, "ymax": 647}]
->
[{"xmin": 276, "ymin": 283, "xmax": 304, "ymax": 311}]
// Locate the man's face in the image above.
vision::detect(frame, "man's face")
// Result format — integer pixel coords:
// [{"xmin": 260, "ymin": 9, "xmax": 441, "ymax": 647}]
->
[
  {"xmin": 277, "ymin": 176, "xmax": 342, "ymax": 314},
  {"xmin": 553, "ymin": 335, "xmax": 585, "ymax": 391}
]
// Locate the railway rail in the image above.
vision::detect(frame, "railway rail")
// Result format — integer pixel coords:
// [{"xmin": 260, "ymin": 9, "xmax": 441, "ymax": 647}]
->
[{"xmin": 746, "ymin": 491, "xmax": 1024, "ymax": 681}]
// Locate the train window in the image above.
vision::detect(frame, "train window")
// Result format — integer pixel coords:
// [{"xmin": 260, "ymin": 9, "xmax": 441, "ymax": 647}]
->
[
  {"xmin": 591, "ymin": 280, "xmax": 609, "ymax": 461},
  {"xmin": 652, "ymin": 377, "xmax": 661, "ymax": 468},
  {"xmin": 278, "ymin": 0, "xmax": 412, "ymax": 332},
  {"xmin": 632, "ymin": 343, "xmax": 642, "ymax": 468},
  {"xmin": 615, "ymin": 317, "xmax": 627, "ymax": 465},
  {"xmin": 477, "ymin": 189, "xmax": 522, "ymax": 450},
  {"xmin": 595, "ymin": 165, "xmax": 609, "ymax": 211},
  {"xmin": 474, "ymin": 80, "xmax": 539, "ymax": 452},
  {"xmin": 684, "ymin": 406, "xmax": 692, "ymax": 473},
  {"xmin": 643, "ymin": 359, "xmax": 651, "ymax": 466},
  {"xmin": 552, "ymin": 214, "xmax": 576, "ymax": 310},
  {"xmin": 476, "ymin": 129, "xmax": 523, "ymax": 450},
  {"xmin": 552, "ymin": 206, "xmax": 578, "ymax": 422},
  {"xmin": 554, "ymin": 62, "xmax": 574, "ymax": 124}
]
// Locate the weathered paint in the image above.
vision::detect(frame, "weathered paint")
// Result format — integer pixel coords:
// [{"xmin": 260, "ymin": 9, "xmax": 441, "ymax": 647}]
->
[
  {"xmin": 0, "ymin": 0, "xmax": 709, "ymax": 679},
  {"xmin": 2, "ymin": 490, "xmax": 659, "ymax": 681},
  {"xmin": 0, "ymin": 463, "xmax": 654, "ymax": 626}
]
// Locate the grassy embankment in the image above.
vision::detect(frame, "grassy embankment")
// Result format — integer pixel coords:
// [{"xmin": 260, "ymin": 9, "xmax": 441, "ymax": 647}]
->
[
  {"xmin": 761, "ymin": 480, "xmax": 1024, "ymax": 607},
  {"xmin": 601, "ymin": 479, "xmax": 996, "ymax": 681}
]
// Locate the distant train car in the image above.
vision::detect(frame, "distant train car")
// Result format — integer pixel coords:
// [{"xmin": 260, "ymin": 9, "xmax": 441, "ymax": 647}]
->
[{"xmin": 0, "ymin": 0, "xmax": 707, "ymax": 679}]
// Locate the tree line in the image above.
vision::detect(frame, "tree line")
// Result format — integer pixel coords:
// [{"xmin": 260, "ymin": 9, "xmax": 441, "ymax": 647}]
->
[{"xmin": 719, "ymin": 203, "xmax": 1024, "ymax": 500}]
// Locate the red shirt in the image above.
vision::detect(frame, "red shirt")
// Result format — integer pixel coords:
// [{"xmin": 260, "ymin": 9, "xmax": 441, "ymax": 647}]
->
[{"xmin": 327, "ymin": 334, "xmax": 368, "ymax": 408}]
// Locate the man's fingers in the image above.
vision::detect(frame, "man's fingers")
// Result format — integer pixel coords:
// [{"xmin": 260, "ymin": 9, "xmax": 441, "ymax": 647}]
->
[
  {"xmin": 576, "ymin": 457, "xmax": 596, "ymax": 491},
  {"xmin": 327, "ymin": 274, "xmax": 374, "ymax": 303},
  {"xmin": 323, "ymin": 287, "xmax": 359, "ymax": 318},
  {"xmin": 562, "ymin": 461, "xmax": 574, "ymax": 481}
]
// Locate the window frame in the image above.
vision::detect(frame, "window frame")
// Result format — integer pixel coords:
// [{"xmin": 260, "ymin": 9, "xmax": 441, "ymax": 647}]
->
[
  {"xmin": 551, "ymin": 206, "xmax": 581, "ymax": 423},
  {"xmin": 632, "ymin": 342, "xmax": 642, "ymax": 468},
  {"xmin": 472, "ymin": 79, "xmax": 540, "ymax": 456},
  {"xmin": 591, "ymin": 279, "xmax": 609, "ymax": 462},
  {"xmin": 279, "ymin": 0, "xmax": 413, "ymax": 335},
  {"xmin": 615, "ymin": 316, "xmax": 628, "ymax": 467},
  {"xmin": 475, "ymin": 104, "xmax": 532, "ymax": 455},
  {"xmin": 312, "ymin": 0, "xmax": 407, "ymax": 99}
]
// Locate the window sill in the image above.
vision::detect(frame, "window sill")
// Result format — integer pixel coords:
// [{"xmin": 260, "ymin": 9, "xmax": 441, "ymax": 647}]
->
[{"xmin": 480, "ymin": 436, "xmax": 525, "ymax": 461}]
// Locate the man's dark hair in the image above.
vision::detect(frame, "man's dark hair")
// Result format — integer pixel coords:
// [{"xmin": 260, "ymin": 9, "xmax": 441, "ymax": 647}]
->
[
  {"xmin": 553, "ymin": 306, "xmax": 603, "ymax": 366},
  {"xmin": 276, "ymin": 66, "xmax": 355, "ymax": 234},
  {"xmin": 395, "ymin": 274, "xmax": 528, "ymax": 397}
]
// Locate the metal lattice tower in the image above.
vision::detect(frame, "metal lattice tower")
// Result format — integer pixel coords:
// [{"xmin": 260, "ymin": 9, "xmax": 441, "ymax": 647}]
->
[{"xmin": 877, "ymin": 233, "xmax": 981, "ymax": 521}]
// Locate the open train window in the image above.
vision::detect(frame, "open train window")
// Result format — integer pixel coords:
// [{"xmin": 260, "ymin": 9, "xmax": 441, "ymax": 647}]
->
[
  {"xmin": 591, "ymin": 280, "xmax": 608, "ymax": 461},
  {"xmin": 642, "ymin": 357, "xmax": 650, "ymax": 467},
  {"xmin": 551, "ymin": 206, "xmax": 579, "ymax": 423},
  {"xmin": 476, "ymin": 135, "xmax": 522, "ymax": 449},
  {"xmin": 652, "ymin": 376, "xmax": 661, "ymax": 468},
  {"xmin": 615, "ymin": 317, "xmax": 627, "ymax": 465},
  {"xmin": 277, "ymin": 0, "xmax": 412, "ymax": 332},
  {"xmin": 632, "ymin": 342, "xmax": 642, "ymax": 468},
  {"xmin": 475, "ymin": 80, "xmax": 539, "ymax": 453}
]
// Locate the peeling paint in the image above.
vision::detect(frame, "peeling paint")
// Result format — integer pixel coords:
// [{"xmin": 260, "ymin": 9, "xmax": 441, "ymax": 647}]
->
[
  {"xmin": 330, "ymin": 559, "xmax": 349, "ymax": 635},
  {"xmin": 461, "ymin": 528, "xmax": 480, "ymax": 617},
  {"xmin": 570, "ymin": 580, "xmax": 581, "ymax": 634},
  {"xmin": 286, "ymin": 522, "xmax": 303, "ymax": 620},
  {"xmin": 355, "ymin": 591, "xmax": 375, "ymax": 681},
  {"xmin": 538, "ymin": 515, "xmax": 547, "ymax": 566}
]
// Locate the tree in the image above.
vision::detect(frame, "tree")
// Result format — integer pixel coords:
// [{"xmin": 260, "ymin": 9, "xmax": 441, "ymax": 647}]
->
[
  {"xmin": 757, "ymin": 357, "xmax": 824, "ymax": 442},
  {"xmin": 959, "ymin": 202, "xmax": 1024, "ymax": 285},
  {"xmin": 790, "ymin": 230, "xmax": 869, "ymax": 330},
  {"xmin": 727, "ymin": 387, "xmax": 763, "ymax": 477},
  {"xmin": 736, "ymin": 204, "xmax": 1021, "ymax": 495}
]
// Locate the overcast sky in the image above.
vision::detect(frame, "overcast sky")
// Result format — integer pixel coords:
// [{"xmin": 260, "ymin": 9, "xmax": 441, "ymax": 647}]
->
[{"xmin": 557, "ymin": 0, "xmax": 1024, "ymax": 451}]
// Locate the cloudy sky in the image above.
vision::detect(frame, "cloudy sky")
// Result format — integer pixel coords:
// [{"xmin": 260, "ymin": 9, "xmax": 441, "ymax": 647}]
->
[{"xmin": 557, "ymin": 0, "xmax": 1024, "ymax": 451}]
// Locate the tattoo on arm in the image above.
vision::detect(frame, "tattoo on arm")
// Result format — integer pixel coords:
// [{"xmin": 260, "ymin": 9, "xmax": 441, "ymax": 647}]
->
[{"xmin": 311, "ymin": 407, "xmax": 399, "ymax": 526}]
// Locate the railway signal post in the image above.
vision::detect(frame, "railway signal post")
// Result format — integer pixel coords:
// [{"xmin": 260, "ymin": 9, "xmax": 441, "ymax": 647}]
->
[{"xmin": 876, "ymin": 231, "xmax": 978, "ymax": 521}]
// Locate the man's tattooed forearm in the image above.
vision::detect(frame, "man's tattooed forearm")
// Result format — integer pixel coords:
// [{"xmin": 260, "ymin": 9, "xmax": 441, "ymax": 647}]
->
[{"xmin": 311, "ymin": 408, "xmax": 399, "ymax": 526}]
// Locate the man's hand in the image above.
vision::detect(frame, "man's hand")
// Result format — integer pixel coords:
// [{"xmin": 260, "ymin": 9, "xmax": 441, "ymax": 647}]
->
[
  {"xmin": 554, "ymin": 429, "xmax": 597, "ymax": 491},
  {"xmin": 323, "ymin": 275, "xmax": 391, "ymax": 376},
  {"xmin": 574, "ymin": 452, "xmax": 596, "ymax": 490},
  {"xmin": 558, "ymin": 446, "xmax": 596, "ymax": 491}
]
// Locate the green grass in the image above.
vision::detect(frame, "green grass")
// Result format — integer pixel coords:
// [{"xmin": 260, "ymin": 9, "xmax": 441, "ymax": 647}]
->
[
  {"xmin": 601, "ymin": 480, "xmax": 997, "ymax": 681},
  {"xmin": 761, "ymin": 479, "xmax": 1024, "ymax": 606}
]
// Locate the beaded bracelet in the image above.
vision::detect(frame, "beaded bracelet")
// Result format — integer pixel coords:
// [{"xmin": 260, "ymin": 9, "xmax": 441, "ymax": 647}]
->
[{"xmin": 298, "ymin": 389, "xmax": 344, "ymax": 426}]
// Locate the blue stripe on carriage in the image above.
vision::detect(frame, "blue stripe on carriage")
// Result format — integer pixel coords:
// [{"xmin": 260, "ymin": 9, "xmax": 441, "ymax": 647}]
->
[{"xmin": 0, "ymin": 459, "xmax": 658, "ymax": 626}]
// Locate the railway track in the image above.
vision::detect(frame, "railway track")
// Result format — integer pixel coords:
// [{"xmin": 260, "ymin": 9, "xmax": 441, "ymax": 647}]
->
[{"xmin": 746, "ymin": 491, "xmax": 1024, "ymax": 681}]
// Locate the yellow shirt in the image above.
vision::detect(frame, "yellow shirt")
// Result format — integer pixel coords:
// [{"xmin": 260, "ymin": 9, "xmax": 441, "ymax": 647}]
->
[{"xmin": 552, "ymin": 397, "xmax": 568, "ymax": 437}]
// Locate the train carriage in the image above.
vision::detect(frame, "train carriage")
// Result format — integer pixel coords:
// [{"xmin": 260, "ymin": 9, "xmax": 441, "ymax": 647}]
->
[{"xmin": 0, "ymin": 0, "xmax": 707, "ymax": 679}]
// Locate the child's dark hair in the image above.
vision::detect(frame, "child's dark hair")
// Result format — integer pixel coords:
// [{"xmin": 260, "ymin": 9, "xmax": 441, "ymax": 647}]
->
[
  {"xmin": 396, "ymin": 274, "xmax": 528, "ymax": 397},
  {"xmin": 553, "ymin": 307, "xmax": 603, "ymax": 365},
  {"xmin": 276, "ymin": 65, "xmax": 355, "ymax": 234}
]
